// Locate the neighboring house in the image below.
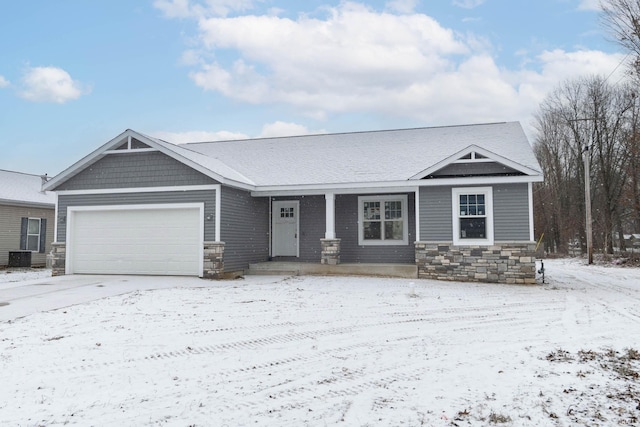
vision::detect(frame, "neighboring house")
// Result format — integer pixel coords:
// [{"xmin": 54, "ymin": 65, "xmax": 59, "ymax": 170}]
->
[
  {"xmin": 43, "ymin": 122, "xmax": 544, "ymax": 284},
  {"xmin": 0, "ymin": 170, "xmax": 55, "ymax": 267}
]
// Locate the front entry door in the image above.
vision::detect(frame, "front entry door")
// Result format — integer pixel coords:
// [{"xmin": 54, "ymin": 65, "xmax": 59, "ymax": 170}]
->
[{"xmin": 272, "ymin": 201, "xmax": 299, "ymax": 257}]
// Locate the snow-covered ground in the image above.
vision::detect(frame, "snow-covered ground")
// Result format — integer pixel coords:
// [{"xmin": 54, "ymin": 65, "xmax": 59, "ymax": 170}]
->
[{"xmin": 0, "ymin": 259, "xmax": 639, "ymax": 426}]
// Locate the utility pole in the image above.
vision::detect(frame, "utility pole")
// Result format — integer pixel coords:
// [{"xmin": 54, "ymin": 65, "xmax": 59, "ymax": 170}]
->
[
  {"xmin": 583, "ymin": 145, "xmax": 593, "ymax": 264},
  {"xmin": 569, "ymin": 118, "xmax": 594, "ymax": 265}
]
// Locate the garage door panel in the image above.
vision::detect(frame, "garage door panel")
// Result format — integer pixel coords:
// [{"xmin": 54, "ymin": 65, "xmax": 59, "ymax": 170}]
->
[{"xmin": 70, "ymin": 207, "xmax": 201, "ymax": 276}]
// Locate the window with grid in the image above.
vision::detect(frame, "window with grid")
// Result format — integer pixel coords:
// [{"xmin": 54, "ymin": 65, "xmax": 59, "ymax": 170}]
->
[
  {"xmin": 452, "ymin": 187, "xmax": 493, "ymax": 245},
  {"xmin": 359, "ymin": 195, "xmax": 408, "ymax": 245}
]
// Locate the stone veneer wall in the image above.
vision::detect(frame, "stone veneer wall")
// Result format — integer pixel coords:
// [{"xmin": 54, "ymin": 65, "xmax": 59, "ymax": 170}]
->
[
  {"xmin": 320, "ymin": 239, "xmax": 341, "ymax": 265},
  {"xmin": 415, "ymin": 242, "xmax": 537, "ymax": 284},
  {"xmin": 203, "ymin": 241, "xmax": 225, "ymax": 279},
  {"xmin": 50, "ymin": 242, "xmax": 66, "ymax": 276}
]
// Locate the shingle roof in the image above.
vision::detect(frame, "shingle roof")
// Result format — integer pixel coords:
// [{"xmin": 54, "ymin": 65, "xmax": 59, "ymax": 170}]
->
[
  {"xmin": 177, "ymin": 121, "xmax": 541, "ymax": 187},
  {"xmin": 0, "ymin": 169, "xmax": 56, "ymax": 207}
]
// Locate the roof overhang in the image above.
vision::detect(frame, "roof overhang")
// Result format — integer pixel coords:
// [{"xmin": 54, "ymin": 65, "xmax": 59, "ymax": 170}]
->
[
  {"xmin": 251, "ymin": 174, "xmax": 543, "ymax": 197},
  {"xmin": 0, "ymin": 199, "xmax": 55, "ymax": 209}
]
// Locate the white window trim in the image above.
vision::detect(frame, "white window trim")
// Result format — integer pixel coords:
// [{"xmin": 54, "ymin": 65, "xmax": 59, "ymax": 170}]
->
[
  {"xmin": 358, "ymin": 195, "xmax": 408, "ymax": 246},
  {"xmin": 27, "ymin": 217, "xmax": 42, "ymax": 252},
  {"xmin": 452, "ymin": 187, "xmax": 494, "ymax": 246}
]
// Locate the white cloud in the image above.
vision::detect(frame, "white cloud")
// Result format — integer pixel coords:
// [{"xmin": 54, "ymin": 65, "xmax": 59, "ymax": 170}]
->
[
  {"xmin": 151, "ymin": 129, "xmax": 250, "ymax": 144},
  {"xmin": 0, "ymin": 75, "xmax": 9, "ymax": 88},
  {"xmin": 19, "ymin": 66, "xmax": 88, "ymax": 104},
  {"xmin": 452, "ymin": 0, "xmax": 485, "ymax": 9},
  {"xmin": 158, "ymin": 1, "xmax": 626, "ymax": 137},
  {"xmin": 258, "ymin": 121, "xmax": 325, "ymax": 138}
]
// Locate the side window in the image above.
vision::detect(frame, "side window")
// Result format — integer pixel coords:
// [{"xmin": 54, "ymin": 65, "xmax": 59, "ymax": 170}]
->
[
  {"xmin": 20, "ymin": 217, "xmax": 47, "ymax": 253},
  {"xmin": 452, "ymin": 187, "xmax": 493, "ymax": 245}
]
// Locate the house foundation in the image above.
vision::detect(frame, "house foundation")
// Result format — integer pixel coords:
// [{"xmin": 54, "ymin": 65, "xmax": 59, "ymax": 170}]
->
[
  {"xmin": 50, "ymin": 242, "xmax": 66, "ymax": 276},
  {"xmin": 415, "ymin": 242, "xmax": 537, "ymax": 284},
  {"xmin": 320, "ymin": 238, "xmax": 341, "ymax": 265},
  {"xmin": 203, "ymin": 241, "xmax": 225, "ymax": 279}
]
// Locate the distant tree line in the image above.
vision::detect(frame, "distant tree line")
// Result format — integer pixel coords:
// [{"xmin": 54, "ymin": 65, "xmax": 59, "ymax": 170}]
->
[{"xmin": 533, "ymin": 0, "xmax": 640, "ymax": 255}]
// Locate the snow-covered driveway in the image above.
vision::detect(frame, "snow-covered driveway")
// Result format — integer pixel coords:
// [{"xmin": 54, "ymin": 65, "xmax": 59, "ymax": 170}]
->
[{"xmin": 0, "ymin": 259, "xmax": 639, "ymax": 426}]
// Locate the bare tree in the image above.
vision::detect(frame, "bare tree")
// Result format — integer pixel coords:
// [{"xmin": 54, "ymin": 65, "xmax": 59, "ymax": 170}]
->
[
  {"xmin": 534, "ymin": 75, "xmax": 638, "ymax": 254},
  {"xmin": 601, "ymin": 0, "xmax": 640, "ymax": 74}
]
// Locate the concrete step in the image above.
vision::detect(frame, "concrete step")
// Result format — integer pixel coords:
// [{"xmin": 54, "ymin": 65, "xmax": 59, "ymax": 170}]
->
[{"xmin": 246, "ymin": 262, "xmax": 417, "ymax": 279}]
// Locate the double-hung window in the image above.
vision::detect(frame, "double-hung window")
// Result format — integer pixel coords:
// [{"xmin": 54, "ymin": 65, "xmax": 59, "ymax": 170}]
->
[
  {"xmin": 20, "ymin": 217, "xmax": 46, "ymax": 253},
  {"xmin": 358, "ymin": 195, "xmax": 408, "ymax": 245},
  {"xmin": 452, "ymin": 187, "xmax": 493, "ymax": 245}
]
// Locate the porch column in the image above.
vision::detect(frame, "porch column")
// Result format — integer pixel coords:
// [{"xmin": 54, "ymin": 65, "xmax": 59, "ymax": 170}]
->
[
  {"xmin": 325, "ymin": 192, "xmax": 335, "ymax": 239},
  {"xmin": 321, "ymin": 192, "xmax": 341, "ymax": 265}
]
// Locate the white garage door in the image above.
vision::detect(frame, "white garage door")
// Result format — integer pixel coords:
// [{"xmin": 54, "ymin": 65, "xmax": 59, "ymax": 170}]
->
[{"xmin": 69, "ymin": 205, "xmax": 202, "ymax": 276}]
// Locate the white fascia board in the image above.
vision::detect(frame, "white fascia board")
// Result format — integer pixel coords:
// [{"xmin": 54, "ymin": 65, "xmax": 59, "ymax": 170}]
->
[
  {"xmin": 409, "ymin": 144, "xmax": 542, "ymax": 180},
  {"xmin": 56, "ymin": 184, "xmax": 220, "ymax": 196},
  {"xmin": 250, "ymin": 175, "xmax": 543, "ymax": 197}
]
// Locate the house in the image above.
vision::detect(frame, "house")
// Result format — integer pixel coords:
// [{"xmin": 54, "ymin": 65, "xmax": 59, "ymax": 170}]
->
[
  {"xmin": 0, "ymin": 170, "xmax": 55, "ymax": 267},
  {"xmin": 43, "ymin": 122, "xmax": 544, "ymax": 284}
]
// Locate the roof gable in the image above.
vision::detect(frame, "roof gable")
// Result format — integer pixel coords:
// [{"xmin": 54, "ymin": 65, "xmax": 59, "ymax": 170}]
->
[
  {"xmin": 44, "ymin": 129, "xmax": 255, "ymax": 192},
  {"xmin": 411, "ymin": 144, "xmax": 542, "ymax": 180}
]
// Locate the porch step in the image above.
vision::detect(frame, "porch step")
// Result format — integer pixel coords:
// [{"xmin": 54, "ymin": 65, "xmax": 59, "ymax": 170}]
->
[{"xmin": 246, "ymin": 262, "xmax": 417, "ymax": 279}]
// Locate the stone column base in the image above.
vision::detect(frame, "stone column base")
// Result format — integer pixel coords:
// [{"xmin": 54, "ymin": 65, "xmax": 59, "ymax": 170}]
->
[
  {"xmin": 320, "ymin": 238, "xmax": 341, "ymax": 265},
  {"xmin": 203, "ymin": 241, "xmax": 225, "ymax": 279},
  {"xmin": 50, "ymin": 242, "xmax": 66, "ymax": 276}
]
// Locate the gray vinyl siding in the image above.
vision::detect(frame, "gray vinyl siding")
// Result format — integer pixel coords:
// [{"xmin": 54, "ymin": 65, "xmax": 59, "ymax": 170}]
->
[
  {"xmin": 57, "ymin": 190, "xmax": 217, "ymax": 242},
  {"xmin": 0, "ymin": 204, "xmax": 55, "ymax": 267},
  {"xmin": 272, "ymin": 195, "xmax": 326, "ymax": 262},
  {"xmin": 419, "ymin": 183, "xmax": 531, "ymax": 242},
  {"xmin": 56, "ymin": 152, "xmax": 217, "ymax": 190},
  {"xmin": 493, "ymin": 183, "xmax": 531, "ymax": 241},
  {"xmin": 419, "ymin": 187, "xmax": 452, "ymax": 241},
  {"xmin": 220, "ymin": 186, "xmax": 269, "ymax": 272},
  {"xmin": 429, "ymin": 162, "xmax": 520, "ymax": 177},
  {"xmin": 335, "ymin": 193, "xmax": 415, "ymax": 264}
]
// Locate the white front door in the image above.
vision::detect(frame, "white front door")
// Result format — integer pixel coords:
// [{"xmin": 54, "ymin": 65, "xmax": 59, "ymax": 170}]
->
[{"xmin": 272, "ymin": 201, "xmax": 299, "ymax": 257}]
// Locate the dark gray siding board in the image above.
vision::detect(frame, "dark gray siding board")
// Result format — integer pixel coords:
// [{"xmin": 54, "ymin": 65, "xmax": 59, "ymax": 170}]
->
[
  {"xmin": 419, "ymin": 186, "xmax": 452, "ymax": 241},
  {"xmin": 494, "ymin": 183, "xmax": 531, "ymax": 241},
  {"xmin": 57, "ymin": 152, "xmax": 218, "ymax": 190},
  {"xmin": 419, "ymin": 183, "xmax": 531, "ymax": 242},
  {"xmin": 335, "ymin": 193, "xmax": 415, "ymax": 264},
  {"xmin": 220, "ymin": 186, "xmax": 269, "ymax": 272},
  {"xmin": 57, "ymin": 190, "xmax": 216, "ymax": 242},
  {"xmin": 272, "ymin": 195, "xmax": 325, "ymax": 262}
]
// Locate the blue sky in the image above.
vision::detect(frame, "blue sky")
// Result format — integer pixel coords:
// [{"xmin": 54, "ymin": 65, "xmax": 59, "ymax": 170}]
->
[{"xmin": 0, "ymin": 0, "xmax": 626, "ymax": 175}]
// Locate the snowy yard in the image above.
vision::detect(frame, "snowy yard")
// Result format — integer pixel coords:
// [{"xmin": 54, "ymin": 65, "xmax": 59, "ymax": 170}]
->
[{"xmin": 1, "ymin": 259, "xmax": 639, "ymax": 426}]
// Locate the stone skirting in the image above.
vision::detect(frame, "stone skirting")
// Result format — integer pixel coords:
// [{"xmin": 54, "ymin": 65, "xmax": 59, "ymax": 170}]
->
[
  {"xmin": 320, "ymin": 238, "xmax": 341, "ymax": 265},
  {"xmin": 203, "ymin": 241, "xmax": 225, "ymax": 279},
  {"xmin": 415, "ymin": 242, "xmax": 537, "ymax": 284},
  {"xmin": 50, "ymin": 242, "xmax": 66, "ymax": 276}
]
